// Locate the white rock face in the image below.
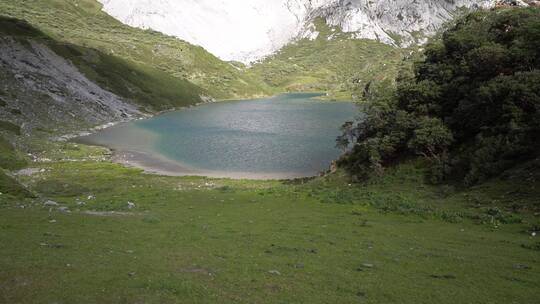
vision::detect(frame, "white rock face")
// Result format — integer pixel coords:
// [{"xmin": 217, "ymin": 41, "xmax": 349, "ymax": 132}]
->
[
  {"xmin": 311, "ymin": 0, "xmax": 496, "ymax": 46},
  {"xmin": 97, "ymin": 0, "xmax": 495, "ymax": 63},
  {"xmin": 98, "ymin": 0, "xmax": 308, "ymax": 63}
]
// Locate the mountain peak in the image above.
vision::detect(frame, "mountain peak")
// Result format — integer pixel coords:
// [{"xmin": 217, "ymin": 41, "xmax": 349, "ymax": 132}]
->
[{"xmin": 98, "ymin": 0, "xmax": 495, "ymax": 63}]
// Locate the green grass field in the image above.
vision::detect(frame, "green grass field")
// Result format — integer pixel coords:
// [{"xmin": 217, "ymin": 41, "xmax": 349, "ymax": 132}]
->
[
  {"xmin": 1, "ymin": 4, "xmax": 539, "ymax": 303},
  {"xmin": 1, "ymin": 142, "xmax": 538, "ymax": 303}
]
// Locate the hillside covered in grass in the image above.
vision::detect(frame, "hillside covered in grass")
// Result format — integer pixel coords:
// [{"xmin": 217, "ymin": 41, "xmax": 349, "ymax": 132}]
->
[
  {"xmin": 0, "ymin": 0, "xmax": 272, "ymax": 100},
  {"xmin": 0, "ymin": 0, "xmax": 414, "ymax": 105},
  {"xmin": 0, "ymin": 17, "xmax": 137, "ymax": 137},
  {"xmin": 248, "ymin": 18, "xmax": 406, "ymax": 100},
  {"xmin": 0, "ymin": 16, "xmax": 203, "ymax": 110}
]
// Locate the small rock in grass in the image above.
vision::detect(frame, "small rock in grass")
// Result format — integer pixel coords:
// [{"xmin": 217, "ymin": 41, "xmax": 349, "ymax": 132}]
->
[
  {"xmin": 49, "ymin": 219, "xmax": 57, "ymax": 223},
  {"xmin": 44, "ymin": 200, "xmax": 58, "ymax": 207},
  {"xmin": 268, "ymin": 270, "xmax": 281, "ymax": 275},
  {"xmin": 40, "ymin": 242, "xmax": 64, "ymax": 249},
  {"xmin": 58, "ymin": 207, "xmax": 70, "ymax": 213},
  {"xmin": 361, "ymin": 263, "xmax": 374, "ymax": 268},
  {"xmin": 513, "ymin": 264, "xmax": 531, "ymax": 270},
  {"xmin": 127, "ymin": 201, "xmax": 136, "ymax": 209}
]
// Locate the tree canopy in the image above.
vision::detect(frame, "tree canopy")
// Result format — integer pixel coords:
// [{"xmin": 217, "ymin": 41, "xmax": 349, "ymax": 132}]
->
[{"xmin": 338, "ymin": 8, "xmax": 540, "ymax": 185}]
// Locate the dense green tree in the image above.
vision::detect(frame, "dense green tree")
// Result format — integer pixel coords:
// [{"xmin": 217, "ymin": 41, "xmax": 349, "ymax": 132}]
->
[{"xmin": 338, "ymin": 7, "xmax": 540, "ymax": 185}]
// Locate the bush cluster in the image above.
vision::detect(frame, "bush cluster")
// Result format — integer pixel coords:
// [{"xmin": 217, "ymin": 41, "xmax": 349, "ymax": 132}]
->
[{"xmin": 338, "ymin": 8, "xmax": 540, "ymax": 185}]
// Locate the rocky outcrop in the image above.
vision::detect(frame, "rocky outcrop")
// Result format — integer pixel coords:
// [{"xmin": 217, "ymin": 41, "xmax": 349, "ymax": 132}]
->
[
  {"xmin": 303, "ymin": 0, "xmax": 496, "ymax": 46},
  {"xmin": 496, "ymin": 0, "xmax": 537, "ymax": 6},
  {"xmin": 0, "ymin": 38, "xmax": 141, "ymax": 134}
]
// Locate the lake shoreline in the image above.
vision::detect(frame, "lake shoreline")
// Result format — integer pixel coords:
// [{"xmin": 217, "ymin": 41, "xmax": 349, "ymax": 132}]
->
[
  {"xmin": 72, "ymin": 93, "xmax": 354, "ymax": 181},
  {"xmin": 110, "ymin": 148, "xmax": 314, "ymax": 180}
]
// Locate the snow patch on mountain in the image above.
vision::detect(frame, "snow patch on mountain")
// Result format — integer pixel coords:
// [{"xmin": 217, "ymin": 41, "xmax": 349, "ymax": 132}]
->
[{"xmin": 97, "ymin": 0, "xmax": 496, "ymax": 63}]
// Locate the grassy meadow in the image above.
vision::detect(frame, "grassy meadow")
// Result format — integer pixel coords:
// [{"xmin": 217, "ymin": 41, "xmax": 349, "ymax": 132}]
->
[
  {"xmin": 0, "ymin": 142, "xmax": 538, "ymax": 303},
  {"xmin": 248, "ymin": 18, "xmax": 407, "ymax": 101}
]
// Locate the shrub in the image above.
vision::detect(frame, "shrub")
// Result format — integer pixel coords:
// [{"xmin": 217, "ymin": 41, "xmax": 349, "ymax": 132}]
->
[
  {"xmin": 0, "ymin": 171, "xmax": 33, "ymax": 198},
  {"xmin": 0, "ymin": 136, "xmax": 26, "ymax": 170},
  {"xmin": 338, "ymin": 8, "xmax": 540, "ymax": 185}
]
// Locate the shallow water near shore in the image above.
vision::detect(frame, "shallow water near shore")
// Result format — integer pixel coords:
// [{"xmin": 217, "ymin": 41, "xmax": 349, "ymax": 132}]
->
[{"xmin": 76, "ymin": 93, "xmax": 358, "ymax": 179}]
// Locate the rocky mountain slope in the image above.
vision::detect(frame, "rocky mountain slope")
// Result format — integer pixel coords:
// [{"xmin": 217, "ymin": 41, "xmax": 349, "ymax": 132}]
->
[
  {"xmin": 0, "ymin": 0, "xmax": 272, "ymax": 100},
  {"xmin": 0, "ymin": 35, "xmax": 140, "ymax": 134},
  {"xmin": 0, "ymin": 15, "xmax": 212, "ymax": 137},
  {"xmin": 98, "ymin": 0, "xmax": 496, "ymax": 63}
]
